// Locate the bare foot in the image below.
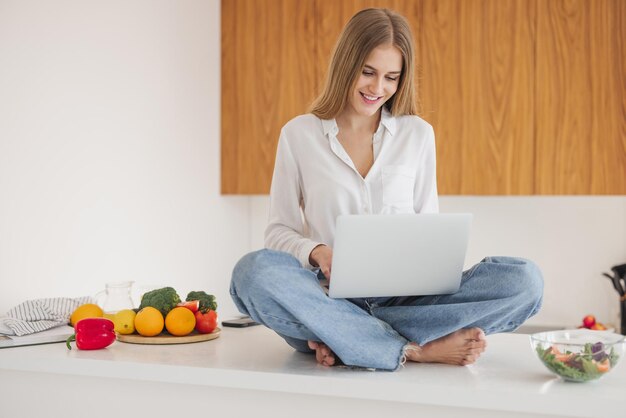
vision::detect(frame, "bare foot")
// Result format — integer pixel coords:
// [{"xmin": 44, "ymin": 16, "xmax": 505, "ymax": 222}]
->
[
  {"xmin": 308, "ymin": 340, "xmax": 336, "ymax": 366},
  {"xmin": 405, "ymin": 328, "xmax": 487, "ymax": 366}
]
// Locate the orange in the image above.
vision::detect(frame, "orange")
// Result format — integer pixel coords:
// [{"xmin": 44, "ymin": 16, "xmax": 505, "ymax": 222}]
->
[
  {"xmin": 134, "ymin": 307, "xmax": 164, "ymax": 337},
  {"xmin": 165, "ymin": 307, "xmax": 196, "ymax": 336},
  {"xmin": 70, "ymin": 303, "xmax": 104, "ymax": 326}
]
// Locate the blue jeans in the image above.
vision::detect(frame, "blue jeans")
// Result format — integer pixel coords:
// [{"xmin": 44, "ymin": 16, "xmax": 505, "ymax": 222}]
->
[{"xmin": 230, "ymin": 249, "xmax": 543, "ymax": 371}]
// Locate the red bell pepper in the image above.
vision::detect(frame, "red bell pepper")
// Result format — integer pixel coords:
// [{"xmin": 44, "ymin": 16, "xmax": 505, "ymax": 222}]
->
[{"xmin": 66, "ymin": 317, "xmax": 116, "ymax": 350}]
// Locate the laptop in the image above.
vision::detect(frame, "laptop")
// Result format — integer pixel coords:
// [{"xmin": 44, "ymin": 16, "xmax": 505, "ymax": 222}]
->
[{"xmin": 328, "ymin": 213, "xmax": 472, "ymax": 298}]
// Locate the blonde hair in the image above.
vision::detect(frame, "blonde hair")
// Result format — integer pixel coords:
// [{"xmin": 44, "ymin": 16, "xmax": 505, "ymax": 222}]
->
[{"xmin": 309, "ymin": 8, "xmax": 417, "ymax": 119}]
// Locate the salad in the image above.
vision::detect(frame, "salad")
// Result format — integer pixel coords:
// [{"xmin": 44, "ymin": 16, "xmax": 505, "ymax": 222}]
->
[{"xmin": 536, "ymin": 342, "xmax": 620, "ymax": 382}]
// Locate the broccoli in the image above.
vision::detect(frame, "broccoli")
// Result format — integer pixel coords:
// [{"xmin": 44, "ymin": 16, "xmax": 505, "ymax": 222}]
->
[
  {"xmin": 139, "ymin": 287, "xmax": 181, "ymax": 317},
  {"xmin": 186, "ymin": 291, "xmax": 217, "ymax": 312}
]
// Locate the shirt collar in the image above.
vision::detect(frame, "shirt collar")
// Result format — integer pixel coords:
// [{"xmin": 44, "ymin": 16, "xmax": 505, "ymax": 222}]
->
[
  {"xmin": 321, "ymin": 106, "xmax": 396, "ymax": 137},
  {"xmin": 379, "ymin": 107, "xmax": 396, "ymax": 136},
  {"xmin": 321, "ymin": 117, "xmax": 338, "ymax": 137}
]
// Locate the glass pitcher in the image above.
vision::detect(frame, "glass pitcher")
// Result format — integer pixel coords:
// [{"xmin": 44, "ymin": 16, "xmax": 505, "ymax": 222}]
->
[{"xmin": 95, "ymin": 281, "xmax": 136, "ymax": 319}]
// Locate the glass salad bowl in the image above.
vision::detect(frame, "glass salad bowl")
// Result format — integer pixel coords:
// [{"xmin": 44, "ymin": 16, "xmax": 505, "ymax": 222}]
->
[{"xmin": 530, "ymin": 329, "xmax": 625, "ymax": 382}]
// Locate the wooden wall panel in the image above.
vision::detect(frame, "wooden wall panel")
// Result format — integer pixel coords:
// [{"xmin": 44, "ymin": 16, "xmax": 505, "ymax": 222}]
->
[
  {"xmin": 222, "ymin": 0, "xmax": 625, "ymax": 195},
  {"xmin": 420, "ymin": 0, "xmax": 535, "ymax": 194},
  {"xmin": 221, "ymin": 0, "xmax": 317, "ymax": 194},
  {"xmin": 535, "ymin": 0, "xmax": 626, "ymax": 194}
]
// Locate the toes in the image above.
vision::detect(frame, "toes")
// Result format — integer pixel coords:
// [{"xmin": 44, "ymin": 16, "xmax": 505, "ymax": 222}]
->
[
  {"xmin": 310, "ymin": 341, "xmax": 336, "ymax": 367},
  {"xmin": 321, "ymin": 345, "xmax": 336, "ymax": 366},
  {"xmin": 475, "ymin": 328, "xmax": 486, "ymax": 341},
  {"xmin": 315, "ymin": 349, "xmax": 326, "ymax": 364},
  {"xmin": 461, "ymin": 354, "xmax": 478, "ymax": 365},
  {"xmin": 466, "ymin": 340, "xmax": 487, "ymax": 351},
  {"xmin": 460, "ymin": 348, "xmax": 483, "ymax": 365},
  {"xmin": 320, "ymin": 345, "xmax": 329, "ymax": 356},
  {"xmin": 464, "ymin": 327, "xmax": 486, "ymax": 342},
  {"xmin": 461, "ymin": 357, "xmax": 476, "ymax": 366},
  {"xmin": 465, "ymin": 332, "xmax": 487, "ymax": 353},
  {"xmin": 468, "ymin": 347, "xmax": 483, "ymax": 356}
]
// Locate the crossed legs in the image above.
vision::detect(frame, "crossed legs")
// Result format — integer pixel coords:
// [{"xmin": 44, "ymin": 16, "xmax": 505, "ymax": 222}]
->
[{"xmin": 230, "ymin": 250, "xmax": 542, "ymax": 370}]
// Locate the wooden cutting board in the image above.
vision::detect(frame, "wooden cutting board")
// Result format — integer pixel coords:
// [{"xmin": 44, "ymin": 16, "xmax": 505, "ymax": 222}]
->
[{"xmin": 116, "ymin": 328, "xmax": 220, "ymax": 345}]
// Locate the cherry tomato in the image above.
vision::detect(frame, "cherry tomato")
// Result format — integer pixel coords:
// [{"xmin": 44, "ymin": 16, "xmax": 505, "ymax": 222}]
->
[
  {"xmin": 582, "ymin": 315, "xmax": 596, "ymax": 328},
  {"xmin": 195, "ymin": 310, "xmax": 217, "ymax": 334}
]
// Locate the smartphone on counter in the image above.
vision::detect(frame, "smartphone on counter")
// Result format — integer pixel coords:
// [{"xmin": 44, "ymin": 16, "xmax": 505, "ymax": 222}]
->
[{"xmin": 222, "ymin": 317, "xmax": 260, "ymax": 328}]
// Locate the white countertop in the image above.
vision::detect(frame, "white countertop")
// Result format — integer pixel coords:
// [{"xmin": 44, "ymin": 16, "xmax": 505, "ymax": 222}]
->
[{"xmin": 0, "ymin": 326, "xmax": 624, "ymax": 417}]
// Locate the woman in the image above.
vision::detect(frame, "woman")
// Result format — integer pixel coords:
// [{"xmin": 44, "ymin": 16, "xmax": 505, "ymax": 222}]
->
[{"xmin": 230, "ymin": 8, "xmax": 543, "ymax": 371}]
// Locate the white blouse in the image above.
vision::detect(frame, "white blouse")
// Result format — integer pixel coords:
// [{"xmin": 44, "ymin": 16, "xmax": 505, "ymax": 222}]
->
[{"xmin": 265, "ymin": 108, "xmax": 439, "ymax": 269}]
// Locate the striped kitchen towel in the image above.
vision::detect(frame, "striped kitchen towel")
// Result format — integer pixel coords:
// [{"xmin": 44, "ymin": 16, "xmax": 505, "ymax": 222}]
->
[{"xmin": 0, "ymin": 296, "xmax": 94, "ymax": 336}]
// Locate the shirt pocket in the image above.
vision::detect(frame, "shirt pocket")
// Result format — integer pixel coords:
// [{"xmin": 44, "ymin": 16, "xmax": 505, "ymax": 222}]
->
[{"xmin": 381, "ymin": 165, "xmax": 415, "ymax": 209}]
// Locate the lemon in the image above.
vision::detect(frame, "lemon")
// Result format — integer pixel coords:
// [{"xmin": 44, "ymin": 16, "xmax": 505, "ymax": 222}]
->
[
  {"xmin": 165, "ymin": 307, "xmax": 196, "ymax": 337},
  {"xmin": 70, "ymin": 303, "xmax": 104, "ymax": 326},
  {"xmin": 113, "ymin": 309, "xmax": 137, "ymax": 335},
  {"xmin": 134, "ymin": 307, "xmax": 164, "ymax": 337}
]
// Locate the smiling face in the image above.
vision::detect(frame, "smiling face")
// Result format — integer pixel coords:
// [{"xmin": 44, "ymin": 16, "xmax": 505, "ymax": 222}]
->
[{"xmin": 346, "ymin": 44, "xmax": 403, "ymax": 119}]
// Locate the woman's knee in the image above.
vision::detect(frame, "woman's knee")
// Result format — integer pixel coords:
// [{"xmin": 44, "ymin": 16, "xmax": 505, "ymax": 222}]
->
[
  {"xmin": 491, "ymin": 257, "xmax": 543, "ymax": 302},
  {"xmin": 233, "ymin": 249, "xmax": 295, "ymax": 283},
  {"xmin": 230, "ymin": 249, "xmax": 303, "ymax": 301}
]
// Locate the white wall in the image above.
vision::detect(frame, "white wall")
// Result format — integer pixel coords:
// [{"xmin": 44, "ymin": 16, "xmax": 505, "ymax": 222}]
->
[
  {"xmin": 0, "ymin": 0, "xmax": 249, "ymax": 320},
  {"xmin": 1, "ymin": 0, "xmax": 625, "ymax": 329}
]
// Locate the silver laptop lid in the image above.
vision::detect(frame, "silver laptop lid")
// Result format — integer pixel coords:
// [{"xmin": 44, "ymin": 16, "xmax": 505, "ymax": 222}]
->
[{"xmin": 329, "ymin": 214, "xmax": 472, "ymax": 298}]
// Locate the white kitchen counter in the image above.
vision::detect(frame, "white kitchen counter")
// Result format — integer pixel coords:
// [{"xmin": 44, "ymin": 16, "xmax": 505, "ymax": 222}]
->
[{"xmin": 0, "ymin": 325, "xmax": 623, "ymax": 418}]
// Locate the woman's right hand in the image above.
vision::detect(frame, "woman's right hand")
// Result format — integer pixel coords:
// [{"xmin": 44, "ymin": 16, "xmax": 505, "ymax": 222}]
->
[{"xmin": 309, "ymin": 244, "xmax": 333, "ymax": 281}]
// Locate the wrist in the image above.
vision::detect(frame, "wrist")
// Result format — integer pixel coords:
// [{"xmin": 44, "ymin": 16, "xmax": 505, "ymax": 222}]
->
[{"xmin": 309, "ymin": 244, "xmax": 325, "ymax": 267}]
